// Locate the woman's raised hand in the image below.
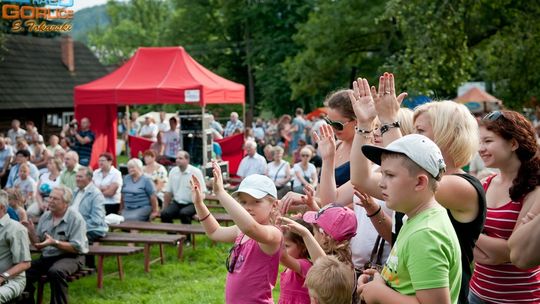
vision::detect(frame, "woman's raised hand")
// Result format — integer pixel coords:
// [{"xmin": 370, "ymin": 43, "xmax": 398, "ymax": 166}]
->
[
  {"xmin": 348, "ymin": 77, "xmax": 378, "ymax": 130},
  {"xmin": 313, "ymin": 124, "xmax": 336, "ymax": 161},
  {"xmin": 375, "ymin": 72, "xmax": 407, "ymax": 124}
]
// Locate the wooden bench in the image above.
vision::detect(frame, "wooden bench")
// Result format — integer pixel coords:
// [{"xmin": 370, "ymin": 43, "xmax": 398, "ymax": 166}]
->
[
  {"xmin": 97, "ymin": 233, "xmax": 186, "ymax": 272},
  {"xmin": 108, "ymin": 221, "xmax": 206, "ymax": 249},
  {"xmin": 192, "ymin": 212, "xmax": 233, "ymax": 225},
  {"xmin": 88, "ymin": 245, "xmax": 144, "ymax": 289},
  {"xmin": 37, "ymin": 268, "xmax": 95, "ymax": 304}
]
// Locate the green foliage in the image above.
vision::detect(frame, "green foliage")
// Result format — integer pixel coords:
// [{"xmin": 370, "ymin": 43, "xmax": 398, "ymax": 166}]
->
[
  {"xmin": 87, "ymin": 0, "xmax": 540, "ymax": 114},
  {"xmin": 88, "ymin": 0, "xmax": 172, "ymax": 65},
  {"xmin": 285, "ymin": 0, "xmax": 398, "ymax": 105},
  {"xmin": 388, "ymin": 0, "xmax": 474, "ymax": 98}
]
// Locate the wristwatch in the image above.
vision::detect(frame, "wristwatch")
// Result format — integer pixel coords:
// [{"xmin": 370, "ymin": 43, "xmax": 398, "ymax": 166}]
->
[
  {"xmin": 380, "ymin": 121, "xmax": 400, "ymax": 135},
  {"xmin": 0, "ymin": 271, "xmax": 10, "ymax": 281}
]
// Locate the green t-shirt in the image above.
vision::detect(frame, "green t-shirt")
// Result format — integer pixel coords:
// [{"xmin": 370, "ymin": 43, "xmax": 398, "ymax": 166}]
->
[{"xmin": 381, "ymin": 205, "xmax": 462, "ymax": 304}]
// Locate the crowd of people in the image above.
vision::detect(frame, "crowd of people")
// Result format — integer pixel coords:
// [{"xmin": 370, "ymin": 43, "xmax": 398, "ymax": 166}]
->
[{"xmin": 1, "ymin": 72, "xmax": 540, "ymax": 304}]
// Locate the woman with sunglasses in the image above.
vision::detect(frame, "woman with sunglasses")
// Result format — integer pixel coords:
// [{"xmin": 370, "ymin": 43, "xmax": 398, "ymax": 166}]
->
[
  {"xmin": 322, "ymin": 89, "xmax": 357, "ymax": 188},
  {"xmin": 349, "ymin": 73, "xmax": 486, "ymax": 304},
  {"xmin": 468, "ymin": 110, "xmax": 540, "ymax": 304}
]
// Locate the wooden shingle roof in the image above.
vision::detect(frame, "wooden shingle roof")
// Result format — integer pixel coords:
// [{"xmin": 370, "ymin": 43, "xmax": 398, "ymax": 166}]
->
[{"xmin": 0, "ymin": 34, "xmax": 107, "ymax": 109}]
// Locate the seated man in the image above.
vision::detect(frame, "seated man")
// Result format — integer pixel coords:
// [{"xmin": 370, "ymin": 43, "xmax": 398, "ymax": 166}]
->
[
  {"xmin": 22, "ymin": 185, "xmax": 88, "ymax": 304},
  {"xmin": 0, "ymin": 190, "xmax": 31, "ymax": 303},
  {"xmin": 237, "ymin": 140, "xmax": 267, "ymax": 180},
  {"xmin": 161, "ymin": 151, "xmax": 206, "ymax": 238},
  {"xmin": 72, "ymin": 167, "xmax": 108, "ymax": 242}
]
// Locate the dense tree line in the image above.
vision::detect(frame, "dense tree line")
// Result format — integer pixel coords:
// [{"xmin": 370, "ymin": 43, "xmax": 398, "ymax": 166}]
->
[{"xmin": 2, "ymin": 0, "xmax": 536, "ymax": 117}]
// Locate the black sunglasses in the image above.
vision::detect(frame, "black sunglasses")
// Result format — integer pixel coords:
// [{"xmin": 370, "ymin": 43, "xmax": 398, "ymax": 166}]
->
[
  {"xmin": 225, "ymin": 242, "xmax": 243, "ymax": 273},
  {"xmin": 323, "ymin": 117, "xmax": 352, "ymax": 131},
  {"xmin": 483, "ymin": 111, "xmax": 505, "ymax": 122}
]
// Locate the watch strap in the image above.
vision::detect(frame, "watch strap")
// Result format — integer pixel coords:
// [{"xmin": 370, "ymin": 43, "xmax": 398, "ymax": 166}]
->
[{"xmin": 380, "ymin": 121, "xmax": 400, "ymax": 135}]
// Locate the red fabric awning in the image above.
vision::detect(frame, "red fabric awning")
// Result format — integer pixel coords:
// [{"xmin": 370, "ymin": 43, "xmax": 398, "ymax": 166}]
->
[
  {"xmin": 74, "ymin": 47, "xmax": 245, "ymax": 168},
  {"xmin": 74, "ymin": 47, "xmax": 244, "ymax": 106}
]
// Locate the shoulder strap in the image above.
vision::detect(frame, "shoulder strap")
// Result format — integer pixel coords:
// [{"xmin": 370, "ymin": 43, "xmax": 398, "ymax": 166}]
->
[
  {"xmin": 273, "ymin": 162, "xmax": 286, "ymax": 181},
  {"xmin": 369, "ymin": 235, "xmax": 382, "ymax": 264}
]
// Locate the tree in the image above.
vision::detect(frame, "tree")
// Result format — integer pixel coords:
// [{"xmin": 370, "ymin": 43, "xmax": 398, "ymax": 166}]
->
[
  {"xmin": 88, "ymin": 0, "xmax": 172, "ymax": 65},
  {"xmin": 285, "ymin": 0, "xmax": 398, "ymax": 106}
]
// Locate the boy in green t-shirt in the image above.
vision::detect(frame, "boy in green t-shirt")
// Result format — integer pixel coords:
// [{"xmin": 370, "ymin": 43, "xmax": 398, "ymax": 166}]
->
[{"xmin": 358, "ymin": 134, "xmax": 462, "ymax": 304}]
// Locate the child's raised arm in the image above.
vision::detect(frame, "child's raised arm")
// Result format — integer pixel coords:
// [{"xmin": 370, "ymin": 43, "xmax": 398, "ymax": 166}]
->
[
  {"xmin": 191, "ymin": 175, "xmax": 239, "ymax": 243},
  {"xmin": 212, "ymin": 161, "xmax": 281, "ymax": 254},
  {"xmin": 280, "ymin": 217, "xmax": 325, "ymax": 263}
]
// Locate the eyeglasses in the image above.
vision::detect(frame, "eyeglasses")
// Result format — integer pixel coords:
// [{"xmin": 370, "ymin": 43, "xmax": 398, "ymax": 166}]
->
[
  {"xmin": 323, "ymin": 117, "xmax": 352, "ymax": 131},
  {"xmin": 225, "ymin": 242, "xmax": 244, "ymax": 273},
  {"xmin": 483, "ymin": 111, "xmax": 505, "ymax": 122},
  {"xmin": 300, "ymin": 154, "xmax": 310, "ymax": 157}
]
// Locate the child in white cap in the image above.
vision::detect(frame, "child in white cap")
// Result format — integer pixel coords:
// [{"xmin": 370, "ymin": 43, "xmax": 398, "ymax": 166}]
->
[{"xmin": 191, "ymin": 161, "xmax": 282, "ymax": 304}]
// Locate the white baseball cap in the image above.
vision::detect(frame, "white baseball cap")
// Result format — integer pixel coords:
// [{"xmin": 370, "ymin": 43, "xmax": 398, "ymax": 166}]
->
[
  {"xmin": 361, "ymin": 134, "xmax": 446, "ymax": 179},
  {"xmin": 232, "ymin": 174, "xmax": 277, "ymax": 199}
]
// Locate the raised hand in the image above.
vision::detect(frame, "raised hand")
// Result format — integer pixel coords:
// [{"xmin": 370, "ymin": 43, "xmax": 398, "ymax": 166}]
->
[
  {"xmin": 212, "ymin": 161, "xmax": 225, "ymax": 194},
  {"xmin": 302, "ymin": 184, "xmax": 319, "ymax": 211},
  {"xmin": 348, "ymin": 78, "xmax": 378, "ymax": 130},
  {"xmin": 190, "ymin": 175, "xmax": 205, "ymax": 205},
  {"xmin": 375, "ymin": 72, "xmax": 407, "ymax": 124},
  {"xmin": 353, "ymin": 189, "xmax": 379, "ymax": 215},
  {"xmin": 279, "ymin": 191, "xmax": 305, "ymax": 215},
  {"xmin": 279, "ymin": 216, "xmax": 311, "ymax": 238},
  {"xmin": 313, "ymin": 124, "xmax": 336, "ymax": 161}
]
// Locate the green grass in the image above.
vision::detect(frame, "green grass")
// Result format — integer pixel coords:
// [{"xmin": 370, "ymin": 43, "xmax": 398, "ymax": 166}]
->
[{"xmin": 39, "ymin": 232, "xmax": 283, "ymax": 303}]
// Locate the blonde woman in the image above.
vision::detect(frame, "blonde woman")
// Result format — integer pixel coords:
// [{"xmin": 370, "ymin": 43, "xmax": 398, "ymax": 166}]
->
[
  {"xmin": 265, "ymin": 146, "xmax": 291, "ymax": 198},
  {"xmin": 349, "ymin": 74, "xmax": 486, "ymax": 304},
  {"xmin": 292, "ymin": 147, "xmax": 318, "ymax": 194}
]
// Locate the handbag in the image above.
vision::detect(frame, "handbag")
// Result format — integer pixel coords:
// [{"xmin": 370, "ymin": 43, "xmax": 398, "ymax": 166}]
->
[{"xmin": 363, "ymin": 235, "xmax": 385, "ymax": 272}]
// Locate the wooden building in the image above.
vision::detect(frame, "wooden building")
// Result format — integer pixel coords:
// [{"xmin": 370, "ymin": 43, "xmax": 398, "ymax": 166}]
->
[{"xmin": 0, "ymin": 34, "xmax": 108, "ymax": 139}]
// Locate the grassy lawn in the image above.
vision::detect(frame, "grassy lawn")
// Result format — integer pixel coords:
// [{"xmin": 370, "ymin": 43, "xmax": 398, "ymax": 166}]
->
[{"xmin": 39, "ymin": 227, "xmax": 282, "ymax": 303}]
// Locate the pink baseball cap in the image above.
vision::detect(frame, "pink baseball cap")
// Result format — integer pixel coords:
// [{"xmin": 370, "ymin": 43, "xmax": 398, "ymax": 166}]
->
[{"xmin": 303, "ymin": 204, "xmax": 357, "ymax": 242}]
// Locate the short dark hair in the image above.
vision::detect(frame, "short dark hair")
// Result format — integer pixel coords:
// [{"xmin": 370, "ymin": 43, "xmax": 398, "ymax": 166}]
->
[{"xmin": 16, "ymin": 149, "xmax": 31, "ymax": 158}]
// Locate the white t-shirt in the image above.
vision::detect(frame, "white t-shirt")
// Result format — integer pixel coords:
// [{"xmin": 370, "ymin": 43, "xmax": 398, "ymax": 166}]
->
[
  {"xmin": 158, "ymin": 122, "xmax": 170, "ymax": 132},
  {"xmin": 162, "ymin": 130, "xmax": 181, "ymax": 158},
  {"xmin": 92, "ymin": 167, "xmax": 123, "ymax": 205},
  {"xmin": 38, "ymin": 172, "xmax": 60, "ymax": 197},
  {"xmin": 350, "ymin": 195, "xmax": 393, "ymax": 268},
  {"xmin": 266, "ymin": 160, "xmax": 290, "ymax": 185},
  {"xmin": 291, "ymin": 162, "xmax": 317, "ymax": 187},
  {"xmin": 139, "ymin": 123, "xmax": 159, "ymax": 141},
  {"xmin": 237, "ymin": 153, "xmax": 268, "ymax": 178}
]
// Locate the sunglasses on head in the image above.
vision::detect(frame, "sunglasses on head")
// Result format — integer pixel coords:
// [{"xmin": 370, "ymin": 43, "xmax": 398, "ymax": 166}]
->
[
  {"xmin": 483, "ymin": 111, "xmax": 505, "ymax": 122},
  {"xmin": 323, "ymin": 117, "xmax": 352, "ymax": 131},
  {"xmin": 313, "ymin": 204, "xmax": 342, "ymax": 220}
]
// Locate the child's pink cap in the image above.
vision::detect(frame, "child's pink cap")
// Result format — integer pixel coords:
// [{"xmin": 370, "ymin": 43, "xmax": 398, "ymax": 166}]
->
[{"xmin": 303, "ymin": 204, "xmax": 357, "ymax": 242}]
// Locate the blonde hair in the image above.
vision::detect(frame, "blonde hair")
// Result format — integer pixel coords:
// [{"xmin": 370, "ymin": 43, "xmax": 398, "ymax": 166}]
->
[
  {"xmin": 272, "ymin": 146, "xmax": 284, "ymax": 155},
  {"xmin": 305, "ymin": 255, "xmax": 355, "ymax": 304},
  {"xmin": 318, "ymin": 230, "xmax": 353, "ymax": 268},
  {"xmin": 397, "ymin": 107, "xmax": 415, "ymax": 135},
  {"xmin": 414, "ymin": 101, "xmax": 478, "ymax": 168}
]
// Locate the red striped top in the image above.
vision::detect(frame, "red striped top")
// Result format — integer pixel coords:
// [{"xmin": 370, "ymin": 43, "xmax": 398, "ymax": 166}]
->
[{"xmin": 469, "ymin": 175, "xmax": 540, "ymax": 303}]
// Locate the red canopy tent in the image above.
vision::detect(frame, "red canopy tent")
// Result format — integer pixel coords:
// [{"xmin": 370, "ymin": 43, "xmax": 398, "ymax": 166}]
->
[{"xmin": 74, "ymin": 47, "xmax": 245, "ymax": 168}]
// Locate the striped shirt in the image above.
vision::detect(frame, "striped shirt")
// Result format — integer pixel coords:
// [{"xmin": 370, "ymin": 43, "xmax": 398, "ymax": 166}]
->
[{"xmin": 469, "ymin": 175, "xmax": 540, "ymax": 303}]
